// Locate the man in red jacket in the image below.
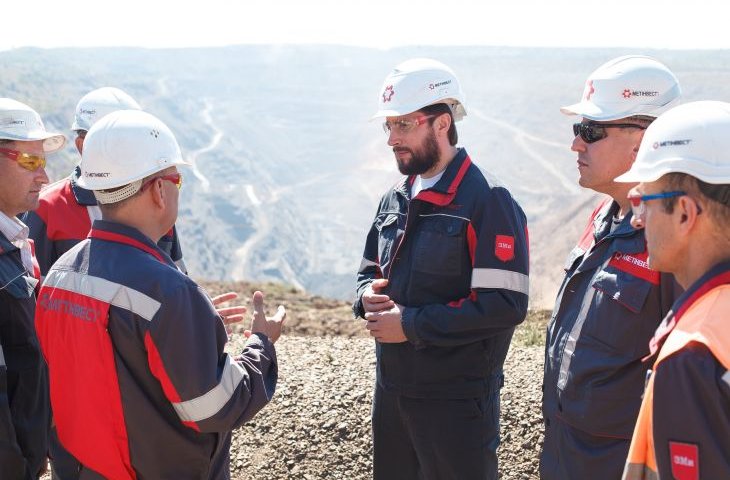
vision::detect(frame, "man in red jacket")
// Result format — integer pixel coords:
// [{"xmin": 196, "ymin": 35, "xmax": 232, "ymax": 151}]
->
[
  {"xmin": 24, "ymin": 87, "xmax": 187, "ymax": 279},
  {"xmin": 35, "ymin": 109, "xmax": 285, "ymax": 479}
]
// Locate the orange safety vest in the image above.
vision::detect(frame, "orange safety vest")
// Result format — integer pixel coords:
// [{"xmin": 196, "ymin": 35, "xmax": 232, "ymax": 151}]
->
[{"xmin": 623, "ymin": 283, "xmax": 730, "ymax": 480}]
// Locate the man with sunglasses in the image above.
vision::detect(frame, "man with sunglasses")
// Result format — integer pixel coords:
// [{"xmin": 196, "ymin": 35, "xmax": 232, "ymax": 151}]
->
[
  {"xmin": 617, "ymin": 101, "xmax": 730, "ymax": 480},
  {"xmin": 34, "ymin": 109, "xmax": 286, "ymax": 479},
  {"xmin": 23, "ymin": 87, "xmax": 188, "ymax": 280},
  {"xmin": 541, "ymin": 55, "xmax": 683, "ymax": 480},
  {"xmin": 354, "ymin": 58, "xmax": 529, "ymax": 479},
  {"xmin": 0, "ymin": 98, "xmax": 65, "ymax": 478}
]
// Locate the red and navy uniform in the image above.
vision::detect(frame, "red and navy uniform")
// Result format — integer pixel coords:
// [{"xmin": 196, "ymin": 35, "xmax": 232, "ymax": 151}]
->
[
  {"xmin": 35, "ymin": 220, "xmax": 276, "ymax": 479},
  {"xmin": 354, "ymin": 148, "xmax": 529, "ymax": 479},
  {"xmin": 623, "ymin": 261, "xmax": 730, "ymax": 480},
  {"xmin": 0, "ymin": 232, "xmax": 50, "ymax": 479},
  {"xmin": 541, "ymin": 200, "xmax": 680, "ymax": 480},
  {"xmin": 23, "ymin": 167, "xmax": 187, "ymax": 278}
]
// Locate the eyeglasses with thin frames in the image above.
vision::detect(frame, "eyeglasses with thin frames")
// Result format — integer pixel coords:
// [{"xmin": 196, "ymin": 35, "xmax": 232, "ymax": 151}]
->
[
  {"xmin": 382, "ymin": 115, "xmax": 435, "ymax": 135},
  {"xmin": 573, "ymin": 122, "xmax": 647, "ymax": 144},
  {"xmin": 0, "ymin": 147, "xmax": 46, "ymax": 171},
  {"xmin": 627, "ymin": 191, "xmax": 685, "ymax": 220},
  {"xmin": 141, "ymin": 173, "xmax": 183, "ymax": 191}
]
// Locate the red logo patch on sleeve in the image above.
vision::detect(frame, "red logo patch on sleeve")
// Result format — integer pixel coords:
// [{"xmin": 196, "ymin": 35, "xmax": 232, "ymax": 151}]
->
[
  {"xmin": 669, "ymin": 442, "xmax": 699, "ymax": 480},
  {"xmin": 495, "ymin": 235, "xmax": 515, "ymax": 262}
]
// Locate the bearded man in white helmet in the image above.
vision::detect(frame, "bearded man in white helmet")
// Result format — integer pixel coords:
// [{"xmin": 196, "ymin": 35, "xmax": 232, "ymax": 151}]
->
[
  {"xmin": 34, "ymin": 110, "xmax": 286, "ymax": 479},
  {"xmin": 615, "ymin": 101, "xmax": 730, "ymax": 480},
  {"xmin": 541, "ymin": 55, "xmax": 684, "ymax": 480},
  {"xmin": 0, "ymin": 98, "xmax": 64, "ymax": 479},
  {"xmin": 354, "ymin": 58, "xmax": 529, "ymax": 479},
  {"xmin": 23, "ymin": 87, "xmax": 188, "ymax": 280}
]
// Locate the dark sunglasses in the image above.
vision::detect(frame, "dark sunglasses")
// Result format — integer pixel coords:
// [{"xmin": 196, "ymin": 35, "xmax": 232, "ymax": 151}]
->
[{"xmin": 573, "ymin": 122, "xmax": 647, "ymax": 144}]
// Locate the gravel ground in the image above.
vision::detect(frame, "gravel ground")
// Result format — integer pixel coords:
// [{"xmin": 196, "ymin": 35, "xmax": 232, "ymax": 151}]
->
[
  {"xmin": 41, "ymin": 282, "xmax": 547, "ymax": 479},
  {"xmin": 229, "ymin": 335, "xmax": 544, "ymax": 480}
]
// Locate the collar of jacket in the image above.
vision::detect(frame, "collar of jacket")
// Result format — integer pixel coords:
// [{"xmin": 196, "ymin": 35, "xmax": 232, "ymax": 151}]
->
[
  {"xmin": 395, "ymin": 147, "xmax": 472, "ymax": 206},
  {"xmin": 70, "ymin": 165, "xmax": 99, "ymax": 206},
  {"xmin": 647, "ymin": 260, "xmax": 730, "ymax": 359},
  {"xmin": 88, "ymin": 220, "xmax": 176, "ymax": 267},
  {"xmin": 0, "ymin": 231, "xmax": 35, "ymax": 298}
]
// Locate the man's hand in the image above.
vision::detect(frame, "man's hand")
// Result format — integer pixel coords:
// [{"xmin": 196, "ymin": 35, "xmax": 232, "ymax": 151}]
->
[
  {"xmin": 212, "ymin": 292, "xmax": 247, "ymax": 334},
  {"xmin": 362, "ymin": 278, "xmax": 394, "ymax": 313},
  {"xmin": 363, "ymin": 303, "xmax": 407, "ymax": 343},
  {"xmin": 248, "ymin": 291, "xmax": 286, "ymax": 343}
]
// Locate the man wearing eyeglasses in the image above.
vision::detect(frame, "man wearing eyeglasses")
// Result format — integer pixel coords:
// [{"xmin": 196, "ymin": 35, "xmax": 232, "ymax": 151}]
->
[
  {"xmin": 0, "ymin": 98, "xmax": 65, "ymax": 479},
  {"xmin": 354, "ymin": 58, "xmax": 529, "ymax": 479},
  {"xmin": 34, "ymin": 109, "xmax": 286, "ymax": 479},
  {"xmin": 541, "ymin": 56, "xmax": 683, "ymax": 480},
  {"xmin": 617, "ymin": 101, "xmax": 730, "ymax": 480},
  {"xmin": 23, "ymin": 87, "xmax": 188, "ymax": 280}
]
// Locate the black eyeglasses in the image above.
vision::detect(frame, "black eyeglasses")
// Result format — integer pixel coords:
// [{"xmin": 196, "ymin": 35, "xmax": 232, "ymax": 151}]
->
[{"xmin": 573, "ymin": 122, "xmax": 647, "ymax": 144}]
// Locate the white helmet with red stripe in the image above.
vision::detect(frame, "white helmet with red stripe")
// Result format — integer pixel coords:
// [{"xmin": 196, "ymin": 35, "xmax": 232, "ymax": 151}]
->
[{"xmin": 373, "ymin": 58, "xmax": 467, "ymax": 121}]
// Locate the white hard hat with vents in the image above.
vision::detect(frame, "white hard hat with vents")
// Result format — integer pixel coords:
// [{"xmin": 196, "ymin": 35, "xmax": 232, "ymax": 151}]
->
[
  {"xmin": 0, "ymin": 98, "xmax": 66, "ymax": 153},
  {"xmin": 71, "ymin": 87, "xmax": 142, "ymax": 132},
  {"xmin": 373, "ymin": 58, "xmax": 467, "ymax": 121},
  {"xmin": 561, "ymin": 55, "xmax": 681, "ymax": 121},
  {"xmin": 76, "ymin": 110, "xmax": 190, "ymax": 204},
  {"xmin": 616, "ymin": 101, "xmax": 730, "ymax": 184}
]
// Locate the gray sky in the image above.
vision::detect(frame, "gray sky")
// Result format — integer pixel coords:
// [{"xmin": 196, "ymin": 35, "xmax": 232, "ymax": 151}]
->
[{"xmin": 4, "ymin": 0, "xmax": 730, "ymax": 50}]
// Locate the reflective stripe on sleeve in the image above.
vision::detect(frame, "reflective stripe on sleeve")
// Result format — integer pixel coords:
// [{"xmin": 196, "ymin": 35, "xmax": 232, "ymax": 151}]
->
[
  {"xmin": 43, "ymin": 270, "xmax": 161, "ymax": 321},
  {"xmin": 172, "ymin": 354, "xmax": 245, "ymax": 422},
  {"xmin": 471, "ymin": 268, "xmax": 529, "ymax": 295},
  {"xmin": 359, "ymin": 257, "xmax": 378, "ymax": 271},
  {"xmin": 723, "ymin": 370, "xmax": 730, "ymax": 389},
  {"xmin": 0, "ymin": 344, "xmax": 5, "ymax": 367}
]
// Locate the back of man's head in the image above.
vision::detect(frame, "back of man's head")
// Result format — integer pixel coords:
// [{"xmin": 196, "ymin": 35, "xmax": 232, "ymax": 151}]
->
[{"xmin": 76, "ymin": 110, "xmax": 189, "ymax": 208}]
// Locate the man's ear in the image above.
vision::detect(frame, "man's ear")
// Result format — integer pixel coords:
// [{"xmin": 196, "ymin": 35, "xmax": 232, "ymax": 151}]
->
[
  {"xmin": 148, "ymin": 179, "xmax": 166, "ymax": 210},
  {"xmin": 676, "ymin": 195, "xmax": 700, "ymax": 231},
  {"xmin": 436, "ymin": 113, "xmax": 451, "ymax": 138},
  {"xmin": 75, "ymin": 136, "xmax": 84, "ymax": 155}
]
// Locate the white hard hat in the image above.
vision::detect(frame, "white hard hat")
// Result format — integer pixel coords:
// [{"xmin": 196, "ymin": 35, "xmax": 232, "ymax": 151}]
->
[
  {"xmin": 561, "ymin": 55, "xmax": 681, "ymax": 121},
  {"xmin": 0, "ymin": 98, "xmax": 66, "ymax": 153},
  {"xmin": 616, "ymin": 101, "xmax": 730, "ymax": 184},
  {"xmin": 373, "ymin": 58, "xmax": 467, "ymax": 121},
  {"xmin": 77, "ymin": 110, "xmax": 190, "ymax": 203},
  {"xmin": 71, "ymin": 87, "xmax": 142, "ymax": 132}
]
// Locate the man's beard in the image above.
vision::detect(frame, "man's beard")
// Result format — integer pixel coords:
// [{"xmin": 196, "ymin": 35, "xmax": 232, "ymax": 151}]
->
[{"xmin": 394, "ymin": 130, "xmax": 440, "ymax": 176}]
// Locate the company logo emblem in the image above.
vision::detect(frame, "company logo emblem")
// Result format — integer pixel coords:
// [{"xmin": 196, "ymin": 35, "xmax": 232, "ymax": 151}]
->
[
  {"xmin": 623, "ymin": 88, "xmax": 659, "ymax": 99},
  {"xmin": 85, "ymin": 172, "xmax": 111, "ymax": 178},
  {"xmin": 495, "ymin": 235, "xmax": 515, "ymax": 262},
  {"xmin": 428, "ymin": 79, "xmax": 452, "ymax": 90},
  {"xmin": 79, "ymin": 108, "xmax": 96, "ymax": 115},
  {"xmin": 652, "ymin": 139, "xmax": 692, "ymax": 149},
  {"xmin": 0, "ymin": 118, "xmax": 26, "ymax": 128},
  {"xmin": 39, "ymin": 293, "xmax": 101, "ymax": 323},
  {"xmin": 609, "ymin": 251, "xmax": 660, "ymax": 285},
  {"xmin": 669, "ymin": 442, "xmax": 699, "ymax": 480},
  {"xmin": 382, "ymin": 85, "xmax": 394, "ymax": 103},
  {"xmin": 585, "ymin": 80, "xmax": 595, "ymax": 100}
]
